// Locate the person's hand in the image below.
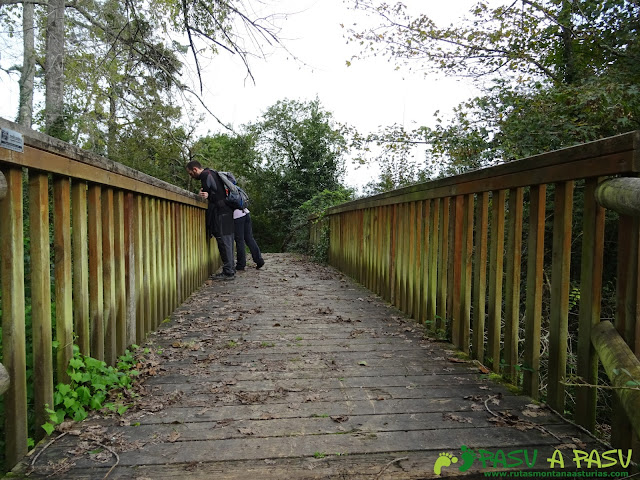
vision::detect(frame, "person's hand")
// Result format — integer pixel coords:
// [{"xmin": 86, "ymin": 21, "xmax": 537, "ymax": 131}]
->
[{"xmin": 199, "ymin": 189, "xmax": 209, "ymax": 199}]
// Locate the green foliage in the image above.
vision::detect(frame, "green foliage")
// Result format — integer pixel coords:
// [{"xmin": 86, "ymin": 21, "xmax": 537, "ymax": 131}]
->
[
  {"xmin": 289, "ymin": 188, "xmax": 355, "ymax": 262},
  {"xmin": 243, "ymin": 99, "xmax": 350, "ymax": 252},
  {"xmin": 42, "ymin": 345, "xmax": 140, "ymax": 435},
  {"xmin": 347, "ymin": 0, "xmax": 640, "ymax": 179}
]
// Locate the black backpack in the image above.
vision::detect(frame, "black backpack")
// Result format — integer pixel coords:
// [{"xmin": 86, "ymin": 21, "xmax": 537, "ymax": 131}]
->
[{"xmin": 217, "ymin": 171, "xmax": 250, "ymax": 210}]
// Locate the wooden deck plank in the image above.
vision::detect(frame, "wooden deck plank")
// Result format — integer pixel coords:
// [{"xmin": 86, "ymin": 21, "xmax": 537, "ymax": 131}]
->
[{"xmin": 15, "ymin": 253, "xmax": 610, "ymax": 479}]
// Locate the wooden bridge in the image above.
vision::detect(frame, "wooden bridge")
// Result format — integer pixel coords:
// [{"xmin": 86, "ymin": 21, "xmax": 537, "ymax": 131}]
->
[{"xmin": 1, "ymin": 118, "xmax": 640, "ymax": 478}]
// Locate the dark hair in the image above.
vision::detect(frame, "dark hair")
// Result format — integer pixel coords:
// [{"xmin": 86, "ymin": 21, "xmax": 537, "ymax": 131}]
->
[{"xmin": 186, "ymin": 160, "xmax": 202, "ymax": 170}]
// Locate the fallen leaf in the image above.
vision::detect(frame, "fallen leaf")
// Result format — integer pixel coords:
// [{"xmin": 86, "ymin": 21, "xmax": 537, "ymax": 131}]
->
[
  {"xmin": 443, "ymin": 413, "xmax": 473, "ymax": 423},
  {"xmin": 331, "ymin": 415, "xmax": 349, "ymax": 423},
  {"xmin": 167, "ymin": 431, "xmax": 181, "ymax": 442},
  {"xmin": 448, "ymin": 357, "xmax": 466, "ymax": 363},
  {"xmin": 358, "ymin": 361, "xmax": 368, "ymax": 366}
]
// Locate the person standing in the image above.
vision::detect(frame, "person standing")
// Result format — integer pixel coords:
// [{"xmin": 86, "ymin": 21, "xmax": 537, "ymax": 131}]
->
[
  {"xmin": 186, "ymin": 160, "xmax": 235, "ymax": 280},
  {"xmin": 234, "ymin": 208, "xmax": 265, "ymax": 270}
]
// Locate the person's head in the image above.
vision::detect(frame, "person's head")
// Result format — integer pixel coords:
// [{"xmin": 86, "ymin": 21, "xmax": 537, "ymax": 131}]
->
[{"xmin": 186, "ymin": 160, "xmax": 203, "ymax": 179}]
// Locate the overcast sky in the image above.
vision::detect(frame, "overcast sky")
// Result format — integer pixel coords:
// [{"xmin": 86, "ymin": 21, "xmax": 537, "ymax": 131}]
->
[
  {"xmin": 192, "ymin": 0, "xmax": 480, "ymax": 132},
  {"xmin": 0, "ymin": 0, "xmax": 481, "ymax": 189}
]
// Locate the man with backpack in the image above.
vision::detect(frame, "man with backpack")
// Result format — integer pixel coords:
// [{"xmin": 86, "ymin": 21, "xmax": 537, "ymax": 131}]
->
[{"xmin": 186, "ymin": 160, "xmax": 235, "ymax": 280}]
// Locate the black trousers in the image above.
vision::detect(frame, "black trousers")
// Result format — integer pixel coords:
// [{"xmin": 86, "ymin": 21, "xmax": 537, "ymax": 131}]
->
[
  {"xmin": 234, "ymin": 213, "xmax": 263, "ymax": 269},
  {"xmin": 212, "ymin": 210, "xmax": 235, "ymax": 276}
]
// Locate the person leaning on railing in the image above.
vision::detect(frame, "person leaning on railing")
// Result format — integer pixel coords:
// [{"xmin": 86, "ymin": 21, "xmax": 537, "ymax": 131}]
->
[{"xmin": 186, "ymin": 160, "xmax": 236, "ymax": 280}]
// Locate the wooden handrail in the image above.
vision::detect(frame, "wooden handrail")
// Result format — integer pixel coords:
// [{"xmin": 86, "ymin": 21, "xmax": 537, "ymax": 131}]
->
[
  {"xmin": 313, "ymin": 130, "xmax": 640, "ymax": 452},
  {"xmin": 0, "ymin": 117, "xmax": 221, "ymax": 470},
  {"xmin": 591, "ymin": 321, "xmax": 640, "ymax": 438},
  {"xmin": 0, "ymin": 363, "xmax": 9, "ymax": 396},
  {"xmin": 595, "ymin": 177, "xmax": 640, "ymax": 216}
]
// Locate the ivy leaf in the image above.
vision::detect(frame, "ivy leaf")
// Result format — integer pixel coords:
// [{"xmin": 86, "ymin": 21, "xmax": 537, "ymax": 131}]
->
[
  {"xmin": 69, "ymin": 357, "xmax": 85, "ymax": 370},
  {"xmin": 42, "ymin": 423, "xmax": 55, "ymax": 436}
]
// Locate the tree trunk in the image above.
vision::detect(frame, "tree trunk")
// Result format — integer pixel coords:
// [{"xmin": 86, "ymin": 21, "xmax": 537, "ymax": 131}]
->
[
  {"xmin": 559, "ymin": 0, "xmax": 576, "ymax": 84},
  {"xmin": 18, "ymin": 1, "xmax": 35, "ymax": 128},
  {"xmin": 107, "ymin": 79, "xmax": 117, "ymax": 158},
  {"xmin": 45, "ymin": 0, "xmax": 66, "ymax": 137}
]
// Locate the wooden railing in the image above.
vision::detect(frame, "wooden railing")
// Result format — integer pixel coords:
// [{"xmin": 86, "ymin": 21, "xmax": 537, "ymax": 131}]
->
[
  {"xmin": 0, "ymin": 118, "xmax": 219, "ymax": 469},
  {"xmin": 312, "ymin": 131, "xmax": 640, "ymax": 450}
]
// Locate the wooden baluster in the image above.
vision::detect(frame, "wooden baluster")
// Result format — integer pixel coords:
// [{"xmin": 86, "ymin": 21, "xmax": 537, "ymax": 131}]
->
[
  {"xmin": 0, "ymin": 167, "xmax": 27, "ymax": 466},
  {"xmin": 523, "ymin": 185, "xmax": 547, "ymax": 399},
  {"xmin": 547, "ymin": 181, "xmax": 574, "ymax": 412},
  {"xmin": 472, "ymin": 192, "xmax": 489, "ymax": 362},
  {"xmin": 417, "ymin": 200, "xmax": 428, "ymax": 324},
  {"xmin": 113, "ymin": 190, "xmax": 127, "ymax": 355},
  {"xmin": 88, "ymin": 184, "xmax": 104, "ymax": 360},
  {"xmin": 504, "ymin": 187, "xmax": 524, "ymax": 382},
  {"xmin": 575, "ymin": 179, "xmax": 605, "ymax": 431},
  {"xmin": 428, "ymin": 199, "xmax": 439, "ymax": 330},
  {"xmin": 29, "ymin": 172, "xmax": 54, "ymax": 440},
  {"xmin": 53, "ymin": 176, "xmax": 73, "ymax": 383},
  {"xmin": 488, "ymin": 190, "xmax": 506, "ymax": 372},
  {"xmin": 133, "ymin": 194, "xmax": 145, "ymax": 344},
  {"xmin": 437, "ymin": 198, "xmax": 449, "ymax": 333},
  {"xmin": 102, "ymin": 188, "xmax": 116, "ymax": 365},
  {"xmin": 451, "ymin": 195, "xmax": 464, "ymax": 347},
  {"xmin": 460, "ymin": 194, "xmax": 475, "ymax": 354},
  {"xmin": 72, "ymin": 180, "xmax": 90, "ymax": 355}
]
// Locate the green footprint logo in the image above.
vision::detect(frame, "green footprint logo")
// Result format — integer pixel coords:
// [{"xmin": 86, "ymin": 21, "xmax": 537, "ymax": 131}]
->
[
  {"xmin": 459, "ymin": 445, "xmax": 476, "ymax": 472},
  {"xmin": 433, "ymin": 452, "xmax": 458, "ymax": 475}
]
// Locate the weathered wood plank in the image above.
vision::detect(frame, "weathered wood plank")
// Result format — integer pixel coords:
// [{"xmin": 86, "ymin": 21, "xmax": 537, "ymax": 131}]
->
[
  {"xmin": 437, "ymin": 198, "xmax": 449, "ymax": 332},
  {"xmin": 327, "ymin": 131, "xmax": 640, "ymax": 215},
  {"xmin": 595, "ymin": 176, "xmax": 640, "ymax": 216},
  {"xmin": 523, "ymin": 184, "xmax": 546, "ymax": 399},
  {"xmin": 451, "ymin": 195, "xmax": 464, "ymax": 348},
  {"xmin": 133, "ymin": 194, "xmax": 145, "ymax": 345},
  {"xmin": 14, "ymin": 253, "xmax": 604, "ymax": 479},
  {"xmin": 416, "ymin": 200, "xmax": 427, "ymax": 324},
  {"xmin": 592, "ymin": 321, "xmax": 640, "ymax": 440},
  {"xmin": 459, "ymin": 194, "xmax": 474, "ymax": 353},
  {"xmin": 427, "ymin": 199, "xmax": 439, "ymax": 328},
  {"xmin": 102, "ymin": 187, "xmax": 116, "ymax": 365},
  {"xmin": 612, "ymin": 213, "xmax": 640, "ymax": 450},
  {"xmin": 72, "ymin": 180, "xmax": 90, "ymax": 355},
  {"xmin": 29, "ymin": 172, "xmax": 54, "ymax": 441},
  {"xmin": 547, "ymin": 181, "xmax": 574, "ymax": 412},
  {"xmin": 113, "ymin": 190, "xmax": 127, "ymax": 355},
  {"xmin": 0, "ymin": 167, "xmax": 28, "ymax": 467},
  {"xmin": 488, "ymin": 190, "xmax": 506, "ymax": 372},
  {"xmin": 143, "ymin": 196, "xmax": 152, "ymax": 337},
  {"xmin": 504, "ymin": 187, "xmax": 524, "ymax": 382},
  {"xmin": 575, "ymin": 179, "xmax": 605, "ymax": 432},
  {"xmin": 0, "ymin": 118, "xmax": 203, "ymax": 207},
  {"xmin": 472, "ymin": 192, "xmax": 489, "ymax": 362},
  {"xmin": 88, "ymin": 184, "xmax": 104, "ymax": 360},
  {"xmin": 53, "ymin": 176, "xmax": 73, "ymax": 384}
]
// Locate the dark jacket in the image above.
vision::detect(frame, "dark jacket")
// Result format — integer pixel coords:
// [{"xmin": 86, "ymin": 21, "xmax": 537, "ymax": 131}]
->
[{"xmin": 198, "ymin": 168, "xmax": 233, "ymax": 237}]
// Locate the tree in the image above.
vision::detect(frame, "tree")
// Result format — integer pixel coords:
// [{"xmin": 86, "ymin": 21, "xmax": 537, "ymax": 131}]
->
[
  {"xmin": 246, "ymin": 98, "xmax": 349, "ymax": 251},
  {"xmin": 347, "ymin": 0, "xmax": 640, "ymax": 173}
]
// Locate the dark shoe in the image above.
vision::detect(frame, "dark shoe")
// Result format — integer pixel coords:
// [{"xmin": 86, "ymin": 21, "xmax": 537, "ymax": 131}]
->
[
  {"xmin": 256, "ymin": 259, "xmax": 265, "ymax": 270},
  {"xmin": 236, "ymin": 265, "xmax": 245, "ymax": 271},
  {"xmin": 212, "ymin": 272, "xmax": 235, "ymax": 281}
]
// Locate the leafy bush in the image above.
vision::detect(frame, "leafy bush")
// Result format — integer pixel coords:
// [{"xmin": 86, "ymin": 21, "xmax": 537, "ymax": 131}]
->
[{"xmin": 42, "ymin": 344, "xmax": 140, "ymax": 435}]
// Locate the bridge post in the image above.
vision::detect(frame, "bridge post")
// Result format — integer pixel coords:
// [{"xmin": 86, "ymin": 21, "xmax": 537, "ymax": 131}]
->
[{"xmin": 595, "ymin": 176, "xmax": 640, "ymax": 451}]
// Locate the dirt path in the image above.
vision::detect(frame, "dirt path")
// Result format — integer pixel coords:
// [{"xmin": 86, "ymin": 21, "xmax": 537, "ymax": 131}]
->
[{"xmin": 14, "ymin": 253, "xmax": 603, "ymax": 479}]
